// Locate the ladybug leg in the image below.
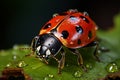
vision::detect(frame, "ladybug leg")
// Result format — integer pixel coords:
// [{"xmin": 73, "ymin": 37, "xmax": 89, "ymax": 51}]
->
[
  {"xmin": 25, "ymin": 37, "xmax": 37, "ymax": 57},
  {"xmin": 54, "ymin": 52, "xmax": 65, "ymax": 74},
  {"xmin": 25, "ymin": 49, "xmax": 35, "ymax": 57},
  {"xmin": 86, "ymin": 41, "xmax": 100, "ymax": 62},
  {"xmin": 50, "ymin": 51, "xmax": 65, "ymax": 74},
  {"xmin": 69, "ymin": 49, "xmax": 87, "ymax": 72},
  {"xmin": 93, "ymin": 42, "xmax": 100, "ymax": 62},
  {"xmin": 58, "ymin": 51, "xmax": 65, "ymax": 74},
  {"xmin": 50, "ymin": 54, "xmax": 59, "ymax": 62}
]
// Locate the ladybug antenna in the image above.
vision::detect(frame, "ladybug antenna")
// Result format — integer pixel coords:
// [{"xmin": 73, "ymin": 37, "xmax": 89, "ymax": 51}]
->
[
  {"xmin": 83, "ymin": 11, "xmax": 89, "ymax": 16},
  {"xmin": 31, "ymin": 36, "xmax": 40, "ymax": 52}
]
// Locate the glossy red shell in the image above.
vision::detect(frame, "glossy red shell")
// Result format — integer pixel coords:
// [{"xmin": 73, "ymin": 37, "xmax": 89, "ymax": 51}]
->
[{"xmin": 39, "ymin": 10, "xmax": 97, "ymax": 48}]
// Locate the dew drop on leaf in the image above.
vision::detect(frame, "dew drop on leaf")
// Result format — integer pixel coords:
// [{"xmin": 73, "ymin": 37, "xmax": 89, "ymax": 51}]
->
[
  {"xmin": 12, "ymin": 55, "xmax": 20, "ymax": 62},
  {"xmin": 6, "ymin": 63, "xmax": 12, "ymax": 68},
  {"xmin": 13, "ymin": 45, "xmax": 19, "ymax": 50},
  {"xmin": 106, "ymin": 62, "xmax": 118, "ymax": 73},
  {"xmin": 66, "ymin": 64, "xmax": 69, "ymax": 67},
  {"xmin": 74, "ymin": 70, "xmax": 83, "ymax": 78},
  {"xmin": 86, "ymin": 63, "xmax": 92, "ymax": 69},
  {"xmin": 44, "ymin": 77, "xmax": 49, "ymax": 80},
  {"xmin": 48, "ymin": 74, "xmax": 54, "ymax": 78},
  {"xmin": 17, "ymin": 61, "xmax": 27, "ymax": 68}
]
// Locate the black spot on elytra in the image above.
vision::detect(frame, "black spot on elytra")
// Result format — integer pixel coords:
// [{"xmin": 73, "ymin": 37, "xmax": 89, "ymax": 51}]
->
[
  {"xmin": 75, "ymin": 25, "xmax": 83, "ymax": 34},
  {"xmin": 80, "ymin": 16, "xmax": 89, "ymax": 23},
  {"xmin": 43, "ymin": 23, "xmax": 51, "ymax": 29},
  {"xmin": 77, "ymin": 39, "xmax": 81, "ymax": 45},
  {"xmin": 61, "ymin": 30, "xmax": 69, "ymax": 39},
  {"xmin": 88, "ymin": 31, "xmax": 92, "ymax": 39}
]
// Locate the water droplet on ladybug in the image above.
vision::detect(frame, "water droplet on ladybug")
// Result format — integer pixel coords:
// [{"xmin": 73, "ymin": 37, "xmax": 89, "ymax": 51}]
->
[
  {"xmin": 68, "ymin": 9, "xmax": 78, "ymax": 13},
  {"xmin": 83, "ymin": 11, "xmax": 89, "ymax": 16},
  {"xmin": 53, "ymin": 13, "xmax": 59, "ymax": 17}
]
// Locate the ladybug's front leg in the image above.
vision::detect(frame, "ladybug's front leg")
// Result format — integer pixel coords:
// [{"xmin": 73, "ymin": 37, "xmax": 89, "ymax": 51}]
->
[
  {"xmin": 25, "ymin": 36, "xmax": 38, "ymax": 57},
  {"xmin": 50, "ymin": 51, "xmax": 65, "ymax": 74},
  {"xmin": 58, "ymin": 51, "xmax": 65, "ymax": 74},
  {"xmin": 70, "ymin": 49, "xmax": 87, "ymax": 72},
  {"xmin": 25, "ymin": 47, "xmax": 35, "ymax": 57}
]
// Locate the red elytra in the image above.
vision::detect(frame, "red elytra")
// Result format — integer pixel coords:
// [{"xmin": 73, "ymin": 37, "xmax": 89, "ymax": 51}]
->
[
  {"xmin": 39, "ymin": 10, "xmax": 97, "ymax": 48},
  {"xmin": 30, "ymin": 9, "xmax": 99, "ymax": 74}
]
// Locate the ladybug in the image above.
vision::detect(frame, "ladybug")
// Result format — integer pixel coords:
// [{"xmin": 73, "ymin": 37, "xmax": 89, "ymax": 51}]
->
[{"xmin": 31, "ymin": 9, "xmax": 99, "ymax": 74}]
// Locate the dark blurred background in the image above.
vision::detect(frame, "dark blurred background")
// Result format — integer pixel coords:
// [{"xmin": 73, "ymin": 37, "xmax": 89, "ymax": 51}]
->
[{"xmin": 0, "ymin": 0, "xmax": 120, "ymax": 49}]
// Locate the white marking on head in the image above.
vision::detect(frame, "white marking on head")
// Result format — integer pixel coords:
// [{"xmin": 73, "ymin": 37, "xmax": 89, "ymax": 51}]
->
[
  {"xmin": 43, "ymin": 55, "xmax": 45, "ymax": 58},
  {"xmin": 36, "ymin": 46, "xmax": 41, "ymax": 55},
  {"xmin": 37, "ymin": 46, "xmax": 41, "ymax": 51},
  {"xmin": 46, "ymin": 49, "xmax": 51, "ymax": 57}
]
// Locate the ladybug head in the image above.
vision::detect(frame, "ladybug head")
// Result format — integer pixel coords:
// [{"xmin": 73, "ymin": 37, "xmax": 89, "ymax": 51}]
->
[{"xmin": 31, "ymin": 34, "xmax": 62, "ymax": 61}]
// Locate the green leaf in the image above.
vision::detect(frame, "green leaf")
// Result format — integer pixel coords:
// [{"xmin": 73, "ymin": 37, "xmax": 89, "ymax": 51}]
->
[{"xmin": 0, "ymin": 14, "xmax": 120, "ymax": 80}]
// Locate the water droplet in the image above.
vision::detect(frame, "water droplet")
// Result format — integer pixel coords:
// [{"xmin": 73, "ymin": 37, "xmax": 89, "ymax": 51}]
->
[
  {"xmin": 66, "ymin": 64, "xmax": 69, "ymax": 67},
  {"xmin": 97, "ymin": 50, "xmax": 101, "ymax": 54},
  {"xmin": 13, "ymin": 55, "xmax": 17, "ymax": 60},
  {"xmin": 74, "ymin": 70, "xmax": 83, "ymax": 78},
  {"xmin": 86, "ymin": 63, "xmax": 92, "ymax": 69},
  {"xmin": 12, "ymin": 55, "xmax": 20, "ymax": 65},
  {"xmin": 13, "ymin": 45, "xmax": 19, "ymax": 50},
  {"xmin": 12, "ymin": 55, "xmax": 20, "ymax": 61},
  {"xmin": 99, "ymin": 46, "xmax": 109, "ymax": 52},
  {"xmin": 106, "ymin": 62, "xmax": 118, "ymax": 73},
  {"xmin": 44, "ymin": 77, "xmax": 49, "ymax": 80},
  {"xmin": 48, "ymin": 74, "xmax": 54, "ymax": 78},
  {"xmin": 7, "ymin": 55, "xmax": 21, "ymax": 67},
  {"xmin": 53, "ymin": 13, "xmax": 59, "ymax": 17},
  {"xmin": 6, "ymin": 63, "xmax": 12, "ymax": 68},
  {"xmin": 18, "ymin": 61, "xmax": 27, "ymax": 68}
]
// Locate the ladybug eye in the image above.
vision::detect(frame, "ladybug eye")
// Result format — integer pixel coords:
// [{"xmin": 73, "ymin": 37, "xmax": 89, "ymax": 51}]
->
[
  {"xmin": 61, "ymin": 30, "xmax": 69, "ymax": 39},
  {"xmin": 43, "ymin": 23, "xmax": 51, "ymax": 29},
  {"xmin": 75, "ymin": 25, "xmax": 83, "ymax": 34},
  {"xmin": 80, "ymin": 16, "xmax": 89, "ymax": 23}
]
